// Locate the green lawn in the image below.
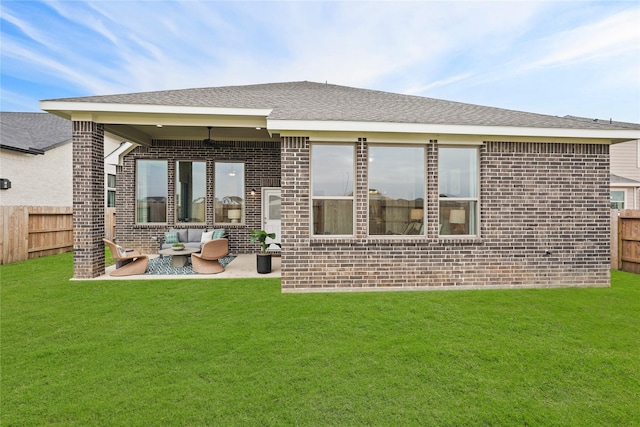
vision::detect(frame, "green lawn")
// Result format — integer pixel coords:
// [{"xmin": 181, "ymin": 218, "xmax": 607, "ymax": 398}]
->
[{"xmin": 2, "ymin": 252, "xmax": 639, "ymax": 426}]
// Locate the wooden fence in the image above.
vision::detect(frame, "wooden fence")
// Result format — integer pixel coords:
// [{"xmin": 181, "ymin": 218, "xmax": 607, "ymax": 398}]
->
[
  {"xmin": 0, "ymin": 206, "xmax": 73, "ymax": 264},
  {"xmin": 0, "ymin": 206, "xmax": 117, "ymax": 265},
  {"xmin": 105, "ymin": 207, "xmax": 116, "ymax": 242},
  {"xmin": 611, "ymin": 209, "xmax": 640, "ymax": 274}
]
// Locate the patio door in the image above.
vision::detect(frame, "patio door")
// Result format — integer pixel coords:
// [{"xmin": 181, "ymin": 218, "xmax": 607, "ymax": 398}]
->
[{"xmin": 262, "ymin": 188, "xmax": 281, "ymax": 252}]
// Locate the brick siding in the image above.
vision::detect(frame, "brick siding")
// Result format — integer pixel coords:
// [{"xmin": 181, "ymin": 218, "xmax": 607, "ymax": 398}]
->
[
  {"xmin": 115, "ymin": 140, "xmax": 281, "ymax": 255},
  {"xmin": 280, "ymin": 137, "xmax": 611, "ymax": 291},
  {"xmin": 72, "ymin": 121, "xmax": 105, "ymax": 278}
]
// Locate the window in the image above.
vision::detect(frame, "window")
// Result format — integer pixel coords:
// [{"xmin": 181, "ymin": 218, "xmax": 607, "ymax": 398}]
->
[
  {"xmin": 176, "ymin": 161, "xmax": 206, "ymax": 223},
  {"xmin": 215, "ymin": 162, "xmax": 244, "ymax": 223},
  {"xmin": 611, "ymin": 190, "xmax": 625, "ymax": 209},
  {"xmin": 106, "ymin": 174, "xmax": 116, "ymax": 207},
  {"xmin": 439, "ymin": 147, "xmax": 479, "ymax": 236},
  {"xmin": 136, "ymin": 160, "xmax": 167, "ymax": 223},
  {"xmin": 369, "ymin": 146, "xmax": 425, "ymax": 235},
  {"xmin": 107, "ymin": 190, "xmax": 116, "ymax": 208},
  {"xmin": 311, "ymin": 144, "xmax": 354, "ymax": 235}
]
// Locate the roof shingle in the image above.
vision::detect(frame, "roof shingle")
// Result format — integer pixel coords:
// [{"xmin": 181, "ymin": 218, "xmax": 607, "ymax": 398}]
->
[
  {"xmin": 44, "ymin": 81, "xmax": 640, "ymax": 131},
  {"xmin": 0, "ymin": 112, "xmax": 71, "ymax": 152}
]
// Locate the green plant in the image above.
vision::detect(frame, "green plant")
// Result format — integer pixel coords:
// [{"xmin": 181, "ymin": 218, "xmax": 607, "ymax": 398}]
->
[
  {"xmin": 249, "ymin": 229, "xmax": 281, "ymax": 253},
  {"xmin": 172, "ymin": 242, "xmax": 184, "ymax": 248}
]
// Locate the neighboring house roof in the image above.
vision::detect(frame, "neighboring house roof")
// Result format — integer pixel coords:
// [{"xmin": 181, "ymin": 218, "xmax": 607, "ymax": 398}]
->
[
  {"xmin": 0, "ymin": 112, "xmax": 71, "ymax": 154},
  {"xmin": 611, "ymin": 174, "xmax": 640, "ymax": 186}
]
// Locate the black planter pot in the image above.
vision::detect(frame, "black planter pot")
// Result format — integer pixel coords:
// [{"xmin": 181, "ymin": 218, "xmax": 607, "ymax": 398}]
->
[{"xmin": 256, "ymin": 253, "xmax": 272, "ymax": 274}]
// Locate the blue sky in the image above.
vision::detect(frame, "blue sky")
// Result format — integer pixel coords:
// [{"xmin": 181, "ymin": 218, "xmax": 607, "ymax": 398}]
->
[{"xmin": 1, "ymin": 0, "xmax": 639, "ymax": 122}]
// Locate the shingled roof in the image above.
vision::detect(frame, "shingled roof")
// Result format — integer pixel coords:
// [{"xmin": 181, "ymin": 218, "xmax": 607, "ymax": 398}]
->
[
  {"xmin": 611, "ymin": 174, "xmax": 640, "ymax": 185},
  {"xmin": 0, "ymin": 112, "xmax": 71, "ymax": 153},
  {"xmin": 42, "ymin": 81, "xmax": 640, "ymax": 131}
]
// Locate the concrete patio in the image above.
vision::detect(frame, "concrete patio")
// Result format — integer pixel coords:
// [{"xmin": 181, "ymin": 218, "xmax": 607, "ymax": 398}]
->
[{"xmin": 77, "ymin": 254, "xmax": 281, "ymax": 280}]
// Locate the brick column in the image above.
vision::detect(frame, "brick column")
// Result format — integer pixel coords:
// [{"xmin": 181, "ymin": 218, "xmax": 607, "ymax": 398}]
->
[
  {"xmin": 72, "ymin": 121, "xmax": 105, "ymax": 278},
  {"xmin": 355, "ymin": 138, "xmax": 368, "ymax": 239},
  {"xmin": 280, "ymin": 136, "xmax": 309, "ymax": 286}
]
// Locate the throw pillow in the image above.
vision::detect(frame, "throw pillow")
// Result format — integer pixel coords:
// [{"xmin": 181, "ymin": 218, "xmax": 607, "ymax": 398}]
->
[
  {"xmin": 173, "ymin": 228, "xmax": 188, "ymax": 243},
  {"xmin": 164, "ymin": 231, "xmax": 179, "ymax": 244},
  {"xmin": 188, "ymin": 228, "xmax": 203, "ymax": 242},
  {"xmin": 201, "ymin": 230, "xmax": 214, "ymax": 243},
  {"xmin": 212, "ymin": 229, "xmax": 226, "ymax": 239}
]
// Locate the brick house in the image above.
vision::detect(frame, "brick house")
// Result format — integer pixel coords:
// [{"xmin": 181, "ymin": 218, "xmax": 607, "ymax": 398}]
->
[
  {"xmin": 610, "ymin": 140, "xmax": 640, "ymax": 209},
  {"xmin": 40, "ymin": 81, "xmax": 640, "ymax": 291},
  {"xmin": 0, "ymin": 112, "xmax": 127, "ymax": 208}
]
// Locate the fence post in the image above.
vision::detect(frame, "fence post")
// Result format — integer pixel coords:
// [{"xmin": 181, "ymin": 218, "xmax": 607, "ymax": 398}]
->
[{"xmin": 611, "ymin": 209, "xmax": 619, "ymax": 270}]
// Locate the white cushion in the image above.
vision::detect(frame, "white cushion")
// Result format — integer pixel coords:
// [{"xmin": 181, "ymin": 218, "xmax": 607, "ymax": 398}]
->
[{"xmin": 201, "ymin": 230, "xmax": 214, "ymax": 243}]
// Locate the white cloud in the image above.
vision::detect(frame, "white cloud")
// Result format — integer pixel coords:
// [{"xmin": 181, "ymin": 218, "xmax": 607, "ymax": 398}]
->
[
  {"xmin": 0, "ymin": 0, "xmax": 638, "ymax": 121},
  {"xmin": 522, "ymin": 9, "xmax": 640, "ymax": 72}
]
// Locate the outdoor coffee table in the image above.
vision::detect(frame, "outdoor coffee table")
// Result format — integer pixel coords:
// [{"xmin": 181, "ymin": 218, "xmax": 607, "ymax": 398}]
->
[{"xmin": 158, "ymin": 247, "xmax": 200, "ymax": 268}]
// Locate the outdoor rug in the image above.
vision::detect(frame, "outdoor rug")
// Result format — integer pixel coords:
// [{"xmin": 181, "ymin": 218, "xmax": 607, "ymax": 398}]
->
[{"xmin": 145, "ymin": 255, "xmax": 236, "ymax": 275}]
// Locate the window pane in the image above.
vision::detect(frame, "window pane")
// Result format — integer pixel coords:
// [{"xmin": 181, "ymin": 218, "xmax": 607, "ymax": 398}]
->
[
  {"xmin": 369, "ymin": 146, "xmax": 424, "ymax": 235},
  {"xmin": 439, "ymin": 147, "xmax": 478, "ymax": 198},
  {"xmin": 136, "ymin": 160, "xmax": 167, "ymax": 223},
  {"xmin": 268, "ymin": 193, "xmax": 281, "ymax": 220},
  {"xmin": 215, "ymin": 162, "xmax": 244, "ymax": 223},
  {"xmin": 107, "ymin": 190, "xmax": 116, "ymax": 208},
  {"xmin": 107, "ymin": 174, "xmax": 116, "ymax": 188},
  {"xmin": 176, "ymin": 161, "xmax": 206, "ymax": 223},
  {"xmin": 611, "ymin": 191, "xmax": 625, "ymax": 209},
  {"xmin": 313, "ymin": 199, "xmax": 353, "ymax": 235},
  {"xmin": 439, "ymin": 200, "xmax": 477, "ymax": 235},
  {"xmin": 312, "ymin": 145, "xmax": 354, "ymax": 196}
]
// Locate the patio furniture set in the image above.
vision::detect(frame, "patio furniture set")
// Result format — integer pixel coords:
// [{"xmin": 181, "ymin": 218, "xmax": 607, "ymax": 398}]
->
[{"xmin": 104, "ymin": 228, "xmax": 229, "ymax": 276}]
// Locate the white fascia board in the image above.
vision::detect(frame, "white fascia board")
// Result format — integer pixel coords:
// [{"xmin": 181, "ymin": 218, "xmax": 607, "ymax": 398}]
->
[
  {"xmin": 40, "ymin": 100, "xmax": 272, "ymax": 118},
  {"xmin": 611, "ymin": 182, "xmax": 640, "ymax": 188},
  {"xmin": 268, "ymin": 119, "xmax": 640, "ymax": 141},
  {"xmin": 41, "ymin": 101, "xmax": 270, "ymax": 129}
]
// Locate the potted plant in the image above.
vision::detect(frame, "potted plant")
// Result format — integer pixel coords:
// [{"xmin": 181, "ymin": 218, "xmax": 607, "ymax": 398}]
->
[
  {"xmin": 250, "ymin": 230, "xmax": 281, "ymax": 274},
  {"xmin": 172, "ymin": 242, "xmax": 184, "ymax": 251}
]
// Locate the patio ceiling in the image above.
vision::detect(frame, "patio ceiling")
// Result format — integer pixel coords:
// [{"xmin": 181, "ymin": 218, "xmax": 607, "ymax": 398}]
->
[{"xmin": 105, "ymin": 124, "xmax": 277, "ymax": 146}]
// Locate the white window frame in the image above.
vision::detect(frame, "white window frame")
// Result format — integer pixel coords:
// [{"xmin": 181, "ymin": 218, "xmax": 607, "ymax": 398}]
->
[
  {"xmin": 135, "ymin": 159, "xmax": 168, "ymax": 224},
  {"xmin": 310, "ymin": 143, "xmax": 356, "ymax": 237},
  {"xmin": 610, "ymin": 190, "xmax": 625, "ymax": 210},
  {"xmin": 175, "ymin": 160, "xmax": 207, "ymax": 224},
  {"xmin": 438, "ymin": 146, "xmax": 480, "ymax": 238},
  {"xmin": 214, "ymin": 161, "xmax": 245, "ymax": 225},
  {"xmin": 367, "ymin": 144, "xmax": 426, "ymax": 237}
]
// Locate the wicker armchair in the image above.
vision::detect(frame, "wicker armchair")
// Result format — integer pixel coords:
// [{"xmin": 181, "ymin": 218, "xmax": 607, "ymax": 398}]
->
[
  {"xmin": 103, "ymin": 239, "xmax": 149, "ymax": 276},
  {"xmin": 191, "ymin": 238, "xmax": 229, "ymax": 274}
]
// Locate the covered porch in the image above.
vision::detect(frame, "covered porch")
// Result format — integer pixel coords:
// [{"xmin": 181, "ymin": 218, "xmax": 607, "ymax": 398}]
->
[{"xmin": 41, "ymin": 98, "xmax": 284, "ymax": 280}]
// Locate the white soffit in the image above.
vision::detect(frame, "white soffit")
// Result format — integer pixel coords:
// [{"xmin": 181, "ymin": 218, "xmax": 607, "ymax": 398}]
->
[{"xmin": 269, "ymin": 119, "xmax": 640, "ymax": 142}]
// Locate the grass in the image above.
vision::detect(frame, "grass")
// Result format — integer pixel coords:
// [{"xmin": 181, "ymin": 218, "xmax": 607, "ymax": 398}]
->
[{"xmin": 1, "ymin": 252, "xmax": 639, "ymax": 426}]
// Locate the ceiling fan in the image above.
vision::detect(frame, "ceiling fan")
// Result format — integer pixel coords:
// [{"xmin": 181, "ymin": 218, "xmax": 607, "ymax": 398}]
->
[{"xmin": 203, "ymin": 126, "xmax": 214, "ymax": 146}]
